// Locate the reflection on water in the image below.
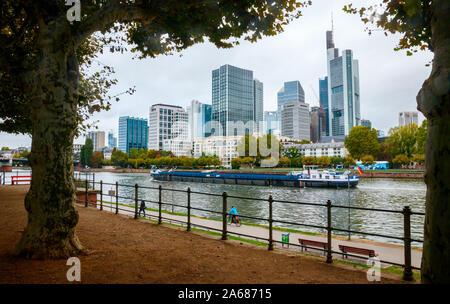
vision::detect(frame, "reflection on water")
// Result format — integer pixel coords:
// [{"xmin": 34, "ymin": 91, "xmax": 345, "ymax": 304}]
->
[{"xmin": 4, "ymin": 170, "xmax": 426, "ymax": 246}]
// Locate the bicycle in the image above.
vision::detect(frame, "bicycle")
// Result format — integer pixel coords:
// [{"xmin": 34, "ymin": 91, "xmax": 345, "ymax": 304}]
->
[{"xmin": 227, "ymin": 214, "xmax": 242, "ymax": 227}]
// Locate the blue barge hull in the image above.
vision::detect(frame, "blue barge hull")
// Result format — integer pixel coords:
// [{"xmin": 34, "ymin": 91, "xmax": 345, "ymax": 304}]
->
[{"xmin": 151, "ymin": 171, "xmax": 359, "ymax": 188}]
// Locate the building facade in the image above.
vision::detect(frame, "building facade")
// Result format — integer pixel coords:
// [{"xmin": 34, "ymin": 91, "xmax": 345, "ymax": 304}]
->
[
  {"xmin": 277, "ymin": 81, "xmax": 305, "ymax": 130},
  {"xmin": 212, "ymin": 64, "xmax": 256, "ymax": 136},
  {"xmin": 283, "ymin": 142, "xmax": 347, "ymax": 158},
  {"xmin": 193, "ymin": 136, "xmax": 241, "ymax": 167},
  {"xmin": 319, "ymin": 76, "xmax": 330, "ymax": 136},
  {"xmin": 87, "ymin": 131, "xmax": 105, "ymax": 152},
  {"xmin": 281, "ymin": 102, "xmax": 310, "ymax": 142},
  {"xmin": 326, "ymin": 30, "xmax": 361, "ymax": 137},
  {"xmin": 310, "ymin": 106, "xmax": 327, "ymax": 143},
  {"xmin": 361, "ymin": 119, "xmax": 372, "ymax": 128},
  {"xmin": 148, "ymin": 104, "xmax": 188, "ymax": 151},
  {"xmin": 398, "ymin": 112, "xmax": 418, "ymax": 126},
  {"xmin": 264, "ymin": 111, "xmax": 279, "ymax": 134},
  {"xmin": 253, "ymin": 79, "xmax": 264, "ymax": 133},
  {"xmin": 162, "ymin": 139, "xmax": 193, "ymax": 157},
  {"xmin": 187, "ymin": 100, "xmax": 212, "ymax": 140},
  {"xmin": 118, "ymin": 116, "xmax": 149, "ymax": 154},
  {"xmin": 108, "ymin": 131, "xmax": 117, "ymax": 149}
]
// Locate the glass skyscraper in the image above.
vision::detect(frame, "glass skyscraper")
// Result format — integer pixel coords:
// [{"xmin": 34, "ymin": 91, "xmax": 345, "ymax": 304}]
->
[
  {"xmin": 118, "ymin": 116, "xmax": 149, "ymax": 154},
  {"xmin": 253, "ymin": 79, "xmax": 264, "ymax": 133},
  {"xmin": 212, "ymin": 64, "xmax": 256, "ymax": 136},
  {"xmin": 108, "ymin": 131, "xmax": 117, "ymax": 149},
  {"xmin": 277, "ymin": 81, "xmax": 305, "ymax": 130},
  {"xmin": 319, "ymin": 77, "xmax": 330, "ymax": 136},
  {"xmin": 326, "ymin": 30, "xmax": 361, "ymax": 137},
  {"xmin": 188, "ymin": 100, "xmax": 212, "ymax": 139},
  {"xmin": 264, "ymin": 111, "xmax": 278, "ymax": 134}
]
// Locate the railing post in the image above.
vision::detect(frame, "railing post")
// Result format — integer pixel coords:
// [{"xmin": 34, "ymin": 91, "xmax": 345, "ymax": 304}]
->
[
  {"xmin": 100, "ymin": 180, "xmax": 103, "ymax": 211},
  {"xmin": 115, "ymin": 181, "xmax": 119, "ymax": 214},
  {"xmin": 222, "ymin": 192, "xmax": 228, "ymax": 240},
  {"xmin": 403, "ymin": 206, "xmax": 413, "ymax": 281},
  {"xmin": 85, "ymin": 178, "xmax": 88, "ymax": 207},
  {"xmin": 134, "ymin": 184, "xmax": 138, "ymax": 219},
  {"xmin": 326, "ymin": 200, "xmax": 333, "ymax": 264},
  {"xmin": 187, "ymin": 187, "xmax": 191, "ymax": 231},
  {"xmin": 158, "ymin": 185, "xmax": 162, "ymax": 224},
  {"xmin": 268, "ymin": 195, "xmax": 274, "ymax": 251}
]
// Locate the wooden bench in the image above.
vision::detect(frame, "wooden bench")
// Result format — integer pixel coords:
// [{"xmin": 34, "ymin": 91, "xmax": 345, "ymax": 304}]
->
[
  {"xmin": 298, "ymin": 238, "xmax": 328, "ymax": 256},
  {"xmin": 339, "ymin": 245, "xmax": 375, "ymax": 259}
]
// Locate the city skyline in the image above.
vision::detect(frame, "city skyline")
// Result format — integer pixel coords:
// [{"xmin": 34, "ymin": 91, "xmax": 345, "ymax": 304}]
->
[{"xmin": 0, "ymin": 1, "xmax": 430, "ymax": 148}]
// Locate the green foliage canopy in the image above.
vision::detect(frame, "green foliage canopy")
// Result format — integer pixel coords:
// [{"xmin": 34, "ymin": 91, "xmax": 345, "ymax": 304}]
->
[{"xmin": 344, "ymin": 126, "xmax": 380, "ymax": 160}]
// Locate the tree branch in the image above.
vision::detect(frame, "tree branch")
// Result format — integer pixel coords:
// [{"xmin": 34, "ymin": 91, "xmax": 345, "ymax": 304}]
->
[{"xmin": 75, "ymin": 0, "xmax": 156, "ymax": 46}]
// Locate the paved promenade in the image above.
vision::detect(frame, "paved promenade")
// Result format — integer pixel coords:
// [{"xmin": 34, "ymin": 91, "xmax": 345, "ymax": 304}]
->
[{"xmin": 94, "ymin": 201, "xmax": 422, "ymax": 269}]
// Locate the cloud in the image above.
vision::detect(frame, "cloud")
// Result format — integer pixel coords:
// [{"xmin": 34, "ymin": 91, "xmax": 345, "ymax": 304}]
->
[{"xmin": 1, "ymin": 0, "xmax": 432, "ymax": 147}]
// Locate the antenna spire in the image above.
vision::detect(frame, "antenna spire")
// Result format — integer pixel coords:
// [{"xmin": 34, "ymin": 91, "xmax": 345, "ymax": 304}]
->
[{"xmin": 331, "ymin": 12, "xmax": 334, "ymax": 32}]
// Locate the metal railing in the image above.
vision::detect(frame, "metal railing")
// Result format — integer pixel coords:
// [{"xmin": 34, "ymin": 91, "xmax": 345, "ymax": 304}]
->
[{"xmin": 74, "ymin": 178, "xmax": 424, "ymax": 281}]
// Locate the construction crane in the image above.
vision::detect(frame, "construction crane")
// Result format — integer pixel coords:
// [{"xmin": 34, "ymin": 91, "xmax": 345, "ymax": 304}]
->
[{"xmin": 309, "ymin": 84, "xmax": 324, "ymax": 110}]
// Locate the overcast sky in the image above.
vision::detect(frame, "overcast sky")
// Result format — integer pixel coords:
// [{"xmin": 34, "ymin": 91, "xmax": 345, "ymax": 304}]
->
[{"xmin": 0, "ymin": 0, "xmax": 432, "ymax": 148}]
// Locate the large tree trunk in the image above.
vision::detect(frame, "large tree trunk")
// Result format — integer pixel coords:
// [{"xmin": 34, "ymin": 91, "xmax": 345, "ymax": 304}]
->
[
  {"xmin": 12, "ymin": 23, "xmax": 85, "ymax": 259},
  {"xmin": 418, "ymin": 0, "xmax": 450, "ymax": 284}
]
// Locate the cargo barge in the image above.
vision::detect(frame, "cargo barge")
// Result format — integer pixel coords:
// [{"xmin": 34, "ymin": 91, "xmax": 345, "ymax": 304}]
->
[{"xmin": 150, "ymin": 169, "xmax": 359, "ymax": 188}]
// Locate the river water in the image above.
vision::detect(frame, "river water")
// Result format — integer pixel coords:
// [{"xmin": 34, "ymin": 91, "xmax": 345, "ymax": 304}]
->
[{"xmin": 3, "ymin": 169, "xmax": 426, "ymax": 246}]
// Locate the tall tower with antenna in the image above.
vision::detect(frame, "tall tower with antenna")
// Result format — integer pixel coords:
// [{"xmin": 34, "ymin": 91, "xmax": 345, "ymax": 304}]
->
[{"xmin": 325, "ymin": 12, "xmax": 361, "ymax": 138}]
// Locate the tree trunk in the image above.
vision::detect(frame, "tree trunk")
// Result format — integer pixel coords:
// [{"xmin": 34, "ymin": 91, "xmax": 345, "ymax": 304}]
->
[
  {"xmin": 12, "ymin": 25, "xmax": 85, "ymax": 259},
  {"xmin": 418, "ymin": 0, "xmax": 450, "ymax": 284}
]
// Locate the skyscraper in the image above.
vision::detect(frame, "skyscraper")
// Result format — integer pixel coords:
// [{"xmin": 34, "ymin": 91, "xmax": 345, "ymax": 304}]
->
[
  {"xmin": 310, "ymin": 106, "xmax": 327, "ymax": 143},
  {"xmin": 398, "ymin": 112, "xmax": 418, "ymax": 126},
  {"xmin": 118, "ymin": 116, "xmax": 148, "ymax": 154},
  {"xmin": 211, "ymin": 64, "xmax": 256, "ymax": 136},
  {"xmin": 187, "ymin": 100, "xmax": 212, "ymax": 140},
  {"xmin": 253, "ymin": 79, "xmax": 264, "ymax": 133},
  {"xmin": 148, "ymin": 104, "xmax": 188, "ymax": 150},
  {"xmin": 264, "ymin": 111, "xmax": 278, "ymax": 134},
  {"xmin": 319, "ymin": 77, "xmax": 330, "ymax": 136},
  {"xmin": 108, "ymin": 130, "xmax": 117, "ymax": 149},
  {"xmin": 326, "ymin": 29, "xmax": 361, "ymax": 137},
  {"xmin": 281, "ymin": 102, "xmax": 310, "ymax": 141},
  {"xmin": 87, "ymin": 131, "xmax": 105, "ymax": 152},
  {"xmin": 277, "ymin": 81, "xmax": 305, "ymax": 130}
]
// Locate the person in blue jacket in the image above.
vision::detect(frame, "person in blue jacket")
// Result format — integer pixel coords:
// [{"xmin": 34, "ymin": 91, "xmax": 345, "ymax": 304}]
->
[{"xmin": 229, "ymin": 205, "xmax": 239, "ymax": 224}]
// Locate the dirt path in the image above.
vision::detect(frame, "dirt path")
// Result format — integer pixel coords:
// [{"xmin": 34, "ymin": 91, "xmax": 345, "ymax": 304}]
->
[{"xmin": 0, "ymin": 185, "xmax": 407, "ymax": 284}]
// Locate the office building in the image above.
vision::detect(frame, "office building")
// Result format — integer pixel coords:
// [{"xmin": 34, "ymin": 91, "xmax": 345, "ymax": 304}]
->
[
  {"xmin": 148, "ymin": 104, "xmax": 188, "ymax": 151},
  {"xmin": 319, "ymin": 77, "xmax": 330, "ymax": 136},
  {"xmin": 118, "ymin": 116, "xmax": 149, "ymax": 154},
  {"xmin": 162, "ymin": 139, "xmax": 193, "ymax": 157},
  {"xmin": 398, "ymin": 112, "xmax": 418, "ymax": 126},
  {"xmin": 310, "ymin": 106, "xmax": 327, "ymax": 143},
  {"xmin": 253, "ymin": 79, "xmax": 264, "ymax": 133},
  {"xmin": 361, "ymin": 119, "xmax": 372, "ymax": 128},
  {"xmin": 264, "ymin": 111, "xmax": 279, "ymax": 134},
  {"xmin": 281, "ymin": 102, "xmax": 310, "ymax": 142},
  {"xmin": 212, "ymin": 64, "xmax": 258, "ymax": 136},
  {"xmin": 87, "ymin": 131, "xmax": 105, "ymax": 152},
  {"xmin": 187, "ymin": 100, "xmax": 212, "ymax": 140},
  {"xmin": 277, "ymin": 81, "xmax": 305, "ymax": 130},
  {"xmin": 326, "ymin": 29, "xmax": 361, "ymax": 136},
  {"xmin": 282, "ymin": 142, "xmax": 347, "ymax": 158},
  {"xmin": 108, "ymin": 131, "xmax": 117, "ymax": 149},
  {"xmin": 193, "ymin": 136, "xmax": 241, "ymax": 167}
]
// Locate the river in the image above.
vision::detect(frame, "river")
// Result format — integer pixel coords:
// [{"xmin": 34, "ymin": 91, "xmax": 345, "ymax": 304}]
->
[{"xmin": 3, "ymin": 169, "xmax": 426, "ymax": 246}]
